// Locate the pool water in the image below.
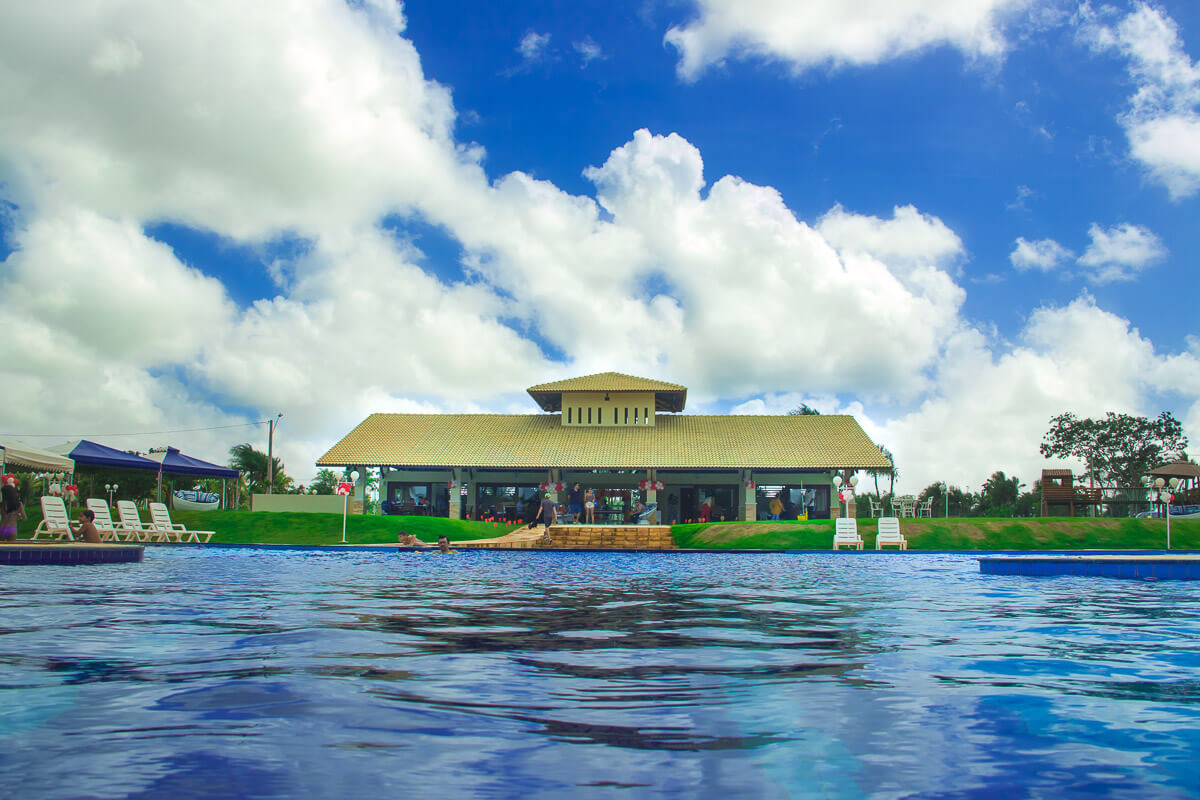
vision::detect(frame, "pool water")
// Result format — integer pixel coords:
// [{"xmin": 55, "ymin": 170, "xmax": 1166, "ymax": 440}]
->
[{"xmin": 2, "ymin": 549, "xmax": 1199, "ymax": 799}]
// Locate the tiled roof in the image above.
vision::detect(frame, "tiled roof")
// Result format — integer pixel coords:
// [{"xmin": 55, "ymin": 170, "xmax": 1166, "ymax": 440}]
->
[
  {"xmin": 527, "ymin": 372, "xmax": 686, "ymax": 393},
  {"xmin": 317, "ymin": 413, "xmax": 892, "ymax": 470}
]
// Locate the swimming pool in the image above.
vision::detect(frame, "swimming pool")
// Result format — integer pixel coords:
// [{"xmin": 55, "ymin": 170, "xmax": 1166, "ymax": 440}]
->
[{"xmin": 2, "ymin": 549, "xmax": 1198, "ymax": 798}]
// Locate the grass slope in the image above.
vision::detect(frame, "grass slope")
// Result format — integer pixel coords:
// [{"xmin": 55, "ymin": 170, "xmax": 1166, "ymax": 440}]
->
[
  {"xmin": 16, "ymin": 507, "xmax": 1199, "ymax": 549},
  {"xmin": 15, "ymin": 507, "xmax": 520, "ymax": 546},
  {"xmin": 671, "ymin": 518, "xmax": 1200, "ymax": 551}
]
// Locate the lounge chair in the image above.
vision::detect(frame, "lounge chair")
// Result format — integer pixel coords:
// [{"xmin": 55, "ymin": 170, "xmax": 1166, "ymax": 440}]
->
[
  {"xmin": 875, "ymin": 517, "xmax": 907, "ymax": 550},
  {"xmin": 86, "ymin": 498, "xmax": 133, "ymax": 542},
  {"xmin": 149, "ymin": 502, "xmax": 214, "ymax": 543},
  {"xmin": 833, "ymin": 517, "xmax": 863, "ymax": 550},
  {"xmin": 117, "ymin": 500, "xmax": 175, "ymax": 543},
  {"xmin": 33, "ymin": 496, "xmax": 75, "ymax": 541}
]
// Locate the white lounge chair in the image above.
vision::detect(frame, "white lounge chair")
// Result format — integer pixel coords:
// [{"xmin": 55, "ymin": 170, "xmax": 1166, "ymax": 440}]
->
[
  {"xmin": 149, "ymin": 502, "xmax": 213, "ymax": 543},
  {"xmin": 33, "ymin": 496, "xmax": 75, "ymax": 541},
  {"xmin": 833, "ymin": 517, "xmax": 863, "ymax": 550},
  {"xmin": 86, "ymin": 498, "xmax": 133, "ymax": 542},
  {"xmin": 117, "ymin": 500, "xmax": 175, "ymax": 543},
  {"xmin": 875, "ymin": 517, "xmax": 907, "ymax": 550}
]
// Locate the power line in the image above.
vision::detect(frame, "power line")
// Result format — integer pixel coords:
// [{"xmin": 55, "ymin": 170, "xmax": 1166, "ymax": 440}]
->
[{"xmin": 1, "ymin": 421, "xmax": 271, "ymax": 439}]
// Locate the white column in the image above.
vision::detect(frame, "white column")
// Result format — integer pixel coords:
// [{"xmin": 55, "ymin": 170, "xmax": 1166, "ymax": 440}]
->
[
  {"xmin": 741, "ymin": 472, "xmax": 757, "ymax": 521},
  {"xmin": 447, "ymin": 468, "xmax": 461, "ymax": 520},
  {"xmin": 645, "ymin": 469, "xmax": 658, "ymax": 524}
]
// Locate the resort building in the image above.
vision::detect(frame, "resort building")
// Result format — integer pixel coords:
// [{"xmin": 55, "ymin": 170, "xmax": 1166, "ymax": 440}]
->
[{"xmin": 318, "ymin": 373, "xmax": 891, "ymax": 523}]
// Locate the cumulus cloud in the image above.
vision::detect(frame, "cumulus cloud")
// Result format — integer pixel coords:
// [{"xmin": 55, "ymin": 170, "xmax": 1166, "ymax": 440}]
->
[
  {"xmin": 874, "ymin": 294, "xmax": 1200, "ymax": 492},
  {"xmin": 665, "ymin": 0, "xmax": 1030, "ymax": 80},
  {"xmin": 1085, "ymin": 3, "xmax": 1200, "ymax": 198},
  {"xmin": 1009, "ymin": 236, "xmax": 1073, "ymax": 271},
  {"xmin": 1077, "ymin": 222, "xmax": 1166, "ymax": 283},
  {"xmin": 0, "ymin": 0, "xmax": 479, "ymax": 239}
]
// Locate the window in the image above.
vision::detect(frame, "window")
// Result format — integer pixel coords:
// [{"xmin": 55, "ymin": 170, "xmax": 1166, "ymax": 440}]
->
[
  {"xmin": 624, "ymin": 407, "xmax": 629, "ymax": 424},
  {"xmin": 597, "ymin": 407, "xmax": 601, "ymax": 423},
  {"xmin": 613, "ymin": 408, "xmax": 617, "ymax": 424},
  {"xmin": 567, "ymin": 407, "xmax": 572, "ymax": 424},
  {"xmin": 644, "ymin": 407, "xmax": 649, "ymax": 424},
  {"xmin": 587, "ymin": 407, "xmax": 592, "ymax": 424}
]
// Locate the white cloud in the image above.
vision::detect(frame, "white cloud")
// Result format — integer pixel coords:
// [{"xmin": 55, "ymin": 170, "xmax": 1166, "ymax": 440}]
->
[
  {"xmin": 816, "ymin": 203, "xmax": 965, "ymax": 275},
  {"xmin": 665, "ymin": 0, "xmax": 1030, "ymax": 80},
  {"xmin": 0, "ymin": 0, "xmax": 479, "ymax": 239},
  {"xmin": 1077, "ymin": 222, "xmax": 1166, "ymax": 283},
  {"xmin": 1010, "ymin": 236, "xmax": 1073, "ymax": 271},
  {"xmin": 1085, "ymin": 3, "xmax": 1200, "ymax": 198},
  {"xmin": 518, "ymin": 31, "xmax": 552, "ymax": 63},
  {"xmin": 574, "ymin": 36, "xmax": 604, "ymax": 66},
  {"xmin": 875, "ymin": 294, "xmax": 1200, "ymax": 493}
]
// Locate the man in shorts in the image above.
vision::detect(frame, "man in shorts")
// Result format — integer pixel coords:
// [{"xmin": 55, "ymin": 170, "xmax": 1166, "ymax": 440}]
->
[
  {"xmin": 535, "ymin": 492, "xmax": 557, "ymax": 545},
  {"xmin": 567, "ymin": 483, "xmax": 582, "ymax": 523}
]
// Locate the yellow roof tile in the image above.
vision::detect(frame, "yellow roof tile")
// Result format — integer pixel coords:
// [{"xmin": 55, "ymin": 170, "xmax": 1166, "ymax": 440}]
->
[
  {"xmin": 527, "ymin": 372, "xmax": 687, "ymax": 412},
  {"xmin": 317, "ymin": 414, "xmax": 892, "ymax": 470},
  {"xmin": 527, "ymin": 372, "xmax": 686, "ymax": 393}
]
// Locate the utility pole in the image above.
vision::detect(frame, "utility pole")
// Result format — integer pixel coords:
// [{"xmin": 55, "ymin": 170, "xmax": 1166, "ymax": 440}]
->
[{"xmin": 267, "ymin": 413, "xmax": 283, "ymax": 494}]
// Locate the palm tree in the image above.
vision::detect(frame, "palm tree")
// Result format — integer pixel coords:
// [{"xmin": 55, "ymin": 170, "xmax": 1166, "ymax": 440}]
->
[
  {"xmin": 868, "ymin": 445, "xmax": 895, "ymax": 496},
  {"xmin": 229, "ymin": 443, "xmax": 291, "ymax": 494}
]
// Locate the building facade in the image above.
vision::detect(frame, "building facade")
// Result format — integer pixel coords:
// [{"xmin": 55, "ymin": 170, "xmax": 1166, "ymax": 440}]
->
[{"xmin": 317, "ymin": 373, "xmax": 891, "ymax": 522}]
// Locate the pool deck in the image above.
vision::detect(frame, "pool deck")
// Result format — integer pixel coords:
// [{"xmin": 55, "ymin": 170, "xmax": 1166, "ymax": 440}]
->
[
  {"xmin": 979, "ymin": 554, "xmax": 1200, "ymax": 580},
  {"xmin": 0, "ymin": 542, "xmax": 145, "ymax": 565}
]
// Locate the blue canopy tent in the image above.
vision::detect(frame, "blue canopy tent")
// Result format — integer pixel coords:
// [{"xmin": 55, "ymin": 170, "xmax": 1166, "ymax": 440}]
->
[
  {"xmin": 52, "ymin": 441, "xmax": 237, "ymax": 509},
  {"xmin": 53, "ymin": 440, "xmax": 161, "ymax": 471}
]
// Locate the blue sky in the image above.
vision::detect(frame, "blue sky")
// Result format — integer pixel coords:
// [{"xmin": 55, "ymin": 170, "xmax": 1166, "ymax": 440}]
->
[{"xmin": 0, "ymin": 0, "xmax": 1197, "ymax": 492}]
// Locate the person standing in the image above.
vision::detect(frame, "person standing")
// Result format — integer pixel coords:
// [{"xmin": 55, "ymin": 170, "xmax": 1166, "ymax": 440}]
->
[
  {"xmin": 1, "ymin": 482, "xmax": 25, "ymax": 542},
  {"xmin": 769, "ymin": 493, "xmax": 783, "ymax": 521},
  {"xmin": 568, "ymin": 483, "xmax": 582, "ymax": 524},
  {"xmin": 584, "ymin": 488, "xmax": 596, "ymax": 524}
]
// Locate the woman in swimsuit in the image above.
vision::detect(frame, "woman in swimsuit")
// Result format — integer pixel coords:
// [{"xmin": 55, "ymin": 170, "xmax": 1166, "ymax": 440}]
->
[{"xmin": 0, "ymin": 483, "xmax": 25, "ymax": 542}]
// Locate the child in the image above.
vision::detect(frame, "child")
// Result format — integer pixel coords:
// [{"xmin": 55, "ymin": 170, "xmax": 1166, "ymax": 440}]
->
[{"xmin": 71, "ymin": 509, "xmax": 102, "ymax": 544}]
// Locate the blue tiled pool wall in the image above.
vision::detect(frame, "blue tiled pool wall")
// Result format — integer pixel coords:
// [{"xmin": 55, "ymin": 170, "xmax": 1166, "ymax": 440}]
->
[
  {"xmin": 0, "ymin": 547, "xmax": 144, "ymax": 566},
  {"xmin": 980, "ymin": 558, "xmax": 1200, "ymax": 580}
]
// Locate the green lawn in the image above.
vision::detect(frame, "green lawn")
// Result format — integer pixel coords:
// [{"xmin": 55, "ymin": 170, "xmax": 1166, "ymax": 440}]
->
[
  {"xmin": 672, "ymin": 517, "xmax": 1200, "ymax": 550},
  {"xmin": 15, "ymin": 506, "xmax": 1200, "ymax": 549},
  {"xmin": 15, "ymin": 507, "xmax": 521, "ymax": 546}
]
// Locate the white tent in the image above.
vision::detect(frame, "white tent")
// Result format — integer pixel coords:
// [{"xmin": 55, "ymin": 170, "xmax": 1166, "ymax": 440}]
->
[{"xmin": 0, "ymin": 438, "xmax": 75, "ymax": 474}]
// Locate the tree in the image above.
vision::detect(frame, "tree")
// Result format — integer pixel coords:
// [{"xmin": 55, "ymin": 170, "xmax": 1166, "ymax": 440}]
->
[
  {"xmin": 868, "ymin": 445, "xmax": 894, "ymax": 496},
  {"xmin": 787, "ymin": 404, "xmax": 821, "ymax": 416},
  {"xmin": 228, "ymin": 443, "xmax": 292, "ymax": 494},
  {"xmin": 979, "ymin": 471, "xmax": 1022, "ymax": 515},
  {"xmin": 1040, "ymin": 411, "xmax": 1188, "ymax": 487},
  {"xmin": 310, "ymin": 468, "xmax": 338, "ymax": 495}
]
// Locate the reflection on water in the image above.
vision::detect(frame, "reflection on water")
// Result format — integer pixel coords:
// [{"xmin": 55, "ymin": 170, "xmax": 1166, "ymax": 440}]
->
[{"xmin": 1, "ymin": 549, "xmax": 1199, "ymax": 798}]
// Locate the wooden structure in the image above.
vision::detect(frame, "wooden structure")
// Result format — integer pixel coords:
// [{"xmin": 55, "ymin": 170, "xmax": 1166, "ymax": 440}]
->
[{"xmin": 1040, "ymin": 469, "xmax": 1102, "ymax": 517}]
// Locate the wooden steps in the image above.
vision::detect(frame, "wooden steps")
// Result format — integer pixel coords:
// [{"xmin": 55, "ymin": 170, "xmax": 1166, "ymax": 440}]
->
[{"xmin": 456, "ymin": 524, "xmax": 677, "ymax": 551}]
